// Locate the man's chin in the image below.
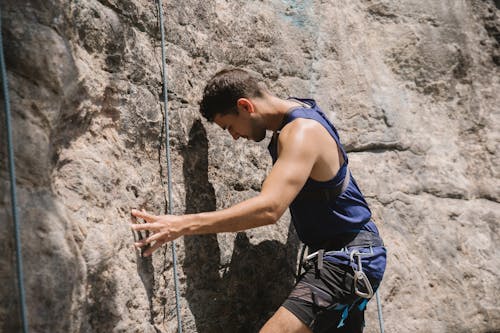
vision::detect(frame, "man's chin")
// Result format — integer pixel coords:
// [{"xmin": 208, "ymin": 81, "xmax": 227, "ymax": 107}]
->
[
  {"xmin": 253, "ymin": 134, "xmax": 266, "ymax": 142},
  {"xmin": 254, "ymin": 130, "xmax": 268, "ymax": 142}
]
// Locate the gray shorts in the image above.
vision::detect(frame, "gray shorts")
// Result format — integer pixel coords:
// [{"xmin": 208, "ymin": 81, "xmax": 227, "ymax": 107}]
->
[{"xmin": 282, "ymin": 260, "xmax": 376, "ymax": 333}]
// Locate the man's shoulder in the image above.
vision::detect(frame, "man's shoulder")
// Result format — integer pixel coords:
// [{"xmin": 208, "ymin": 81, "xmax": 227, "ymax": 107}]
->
[
  {"xmin": 279, "ymin": 117, "xmax": 324, "ymax": 141},
  {"xmin": 277, "ymin": 116, "xmax": 339, "ymax": 159}
]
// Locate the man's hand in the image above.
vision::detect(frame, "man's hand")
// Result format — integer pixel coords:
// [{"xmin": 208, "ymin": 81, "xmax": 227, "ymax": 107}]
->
[{"xmin": 130, "ymin": 209, "xmax": 184, "ymax": 257}]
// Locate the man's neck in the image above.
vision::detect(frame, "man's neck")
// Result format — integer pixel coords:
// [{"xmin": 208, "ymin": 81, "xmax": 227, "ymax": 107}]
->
[{"xmin": 253, "ymin": 94, "xmax": 306, "ymax": 131}]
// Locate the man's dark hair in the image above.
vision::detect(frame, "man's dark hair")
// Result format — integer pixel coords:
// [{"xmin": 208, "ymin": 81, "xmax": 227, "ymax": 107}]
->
[{"xmin": 199, "ymin": 68, "xmax": 265, "ymax": 122}]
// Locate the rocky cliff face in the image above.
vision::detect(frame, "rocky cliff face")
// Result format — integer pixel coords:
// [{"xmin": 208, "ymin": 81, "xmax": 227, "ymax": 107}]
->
[{"xmin": 1, "ymin": 1, "xmax": 499, "ymax": 332}]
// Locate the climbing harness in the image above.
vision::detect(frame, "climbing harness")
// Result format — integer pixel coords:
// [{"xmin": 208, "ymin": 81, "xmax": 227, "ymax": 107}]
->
[
  {"xmin": 298, "ymin": 230, "xmax": 385, "ymax": 330},
  {"xmin": 156, "ymin": 1, "xmax": 182, "ymax": 332},
  {"xmin": 0, "ymin": 9, "xmax": 29, "ymax": 333}
]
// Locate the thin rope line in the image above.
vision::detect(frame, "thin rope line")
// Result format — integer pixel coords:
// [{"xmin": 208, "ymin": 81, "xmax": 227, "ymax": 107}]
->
[
  {"xmin": 375, "ymin": 289, "xmax": 385, "ymax": 333},
  {"xmin": 156, "ymin": 1, "xmax": 182, "ymax": 332},
  {"xmin": 0, "ymin": 9, "xmax": 29, "ymax": 333}
]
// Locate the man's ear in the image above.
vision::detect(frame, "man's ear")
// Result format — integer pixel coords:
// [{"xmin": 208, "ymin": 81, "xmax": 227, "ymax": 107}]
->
[{"xmin": 236, "ymin": 98, "xmax": 255, "ymax": 114}]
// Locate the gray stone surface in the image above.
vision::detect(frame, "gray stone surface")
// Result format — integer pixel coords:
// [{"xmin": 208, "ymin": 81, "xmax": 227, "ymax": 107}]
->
[{"xmin": 1, "ymin": 0, "xmax": 499, "ymax": 332}]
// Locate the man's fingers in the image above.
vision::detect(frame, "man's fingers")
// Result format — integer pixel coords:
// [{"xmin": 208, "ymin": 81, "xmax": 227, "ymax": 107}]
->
[
  {"xmin": 130, "ymin": 210, "xmax": 174, "ymax": 257},
  {"xmin": 146, "ymin": 232, "xmax": 168, "ymax": 244},
  {"xmin": 143, "ymin": 241, "xmax": 164, "ymax": 257},
  {"xmin": 134, "ymin": 232, "xmax": 169, "ymax": 248},
  {"xmin": 134, "ymin": 240, "xmax": 148, "ymax": 248},
  {"xmin": 131, "ymin": 209, "xmax": 157, "ymax": 222},
  {"xmin": 131, "ymin": 222, "xmax": 161, "ymax": 231}
]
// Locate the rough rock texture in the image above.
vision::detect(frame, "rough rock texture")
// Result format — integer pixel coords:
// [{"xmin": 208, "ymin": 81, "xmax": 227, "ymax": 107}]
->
[{"xmin": 1, "ymin": 0, "xmax": 499, "ymax": 332}]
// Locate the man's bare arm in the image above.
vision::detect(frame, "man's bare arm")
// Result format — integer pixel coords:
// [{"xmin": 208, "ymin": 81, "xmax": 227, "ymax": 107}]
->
[{"xmin": 131, "ymin": 119, "xmax": 328, "ymax": 256}]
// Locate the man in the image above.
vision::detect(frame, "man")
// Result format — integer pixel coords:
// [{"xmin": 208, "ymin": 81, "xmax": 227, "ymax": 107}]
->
[{"xmin": 131, "ymin": 68, "xmax": 387, "ymax": 332}]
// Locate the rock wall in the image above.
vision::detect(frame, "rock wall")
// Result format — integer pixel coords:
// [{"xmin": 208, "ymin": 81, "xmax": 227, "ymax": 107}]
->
[{"xmin": 1, "ymin": 0, "xmax": 499, "ymax": 332}]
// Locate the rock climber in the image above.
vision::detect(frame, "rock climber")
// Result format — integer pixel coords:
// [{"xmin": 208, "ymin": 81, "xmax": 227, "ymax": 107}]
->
[{"xmin": 131, "ymin": 68, "xmax": 387, "ymax": 333}]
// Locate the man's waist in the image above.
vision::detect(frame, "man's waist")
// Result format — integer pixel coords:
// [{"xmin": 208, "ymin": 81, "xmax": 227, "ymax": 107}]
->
[{"xmin": 308, "ymin": 230, "xmax": 384, "ymax": 253}]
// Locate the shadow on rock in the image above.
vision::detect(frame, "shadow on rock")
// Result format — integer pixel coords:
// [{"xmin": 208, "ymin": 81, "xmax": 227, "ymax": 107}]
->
[
  {"xmin": 134, "ymin": 234, "xmax": 156, "ymax": 326},
  {"xmin": 181, "ymin": 119, "xmax": 299, "ymax": 333}
]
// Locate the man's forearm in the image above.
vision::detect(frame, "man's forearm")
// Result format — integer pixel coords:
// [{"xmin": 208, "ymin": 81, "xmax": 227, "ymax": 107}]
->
[{"xmin": 180, "ymin": 194, "xmax": 281, "ymax": 235}]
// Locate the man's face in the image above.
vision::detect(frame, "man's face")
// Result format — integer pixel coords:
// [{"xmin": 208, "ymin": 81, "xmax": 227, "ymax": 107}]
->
[{"xmin": 214, "ymin": 110, "xmax": 266, "ymax": 142}]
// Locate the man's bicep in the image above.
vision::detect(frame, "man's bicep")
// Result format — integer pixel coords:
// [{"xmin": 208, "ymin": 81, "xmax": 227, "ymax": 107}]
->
[{"xmin": 260, "ymin": 129, "xmax": 317, "ymax": 210}]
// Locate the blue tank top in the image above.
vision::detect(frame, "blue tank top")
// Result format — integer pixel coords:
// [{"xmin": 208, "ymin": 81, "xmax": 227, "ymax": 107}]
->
[{"xmin": 268, "ymin": 98, "xmax": 386, "ymax": 281}]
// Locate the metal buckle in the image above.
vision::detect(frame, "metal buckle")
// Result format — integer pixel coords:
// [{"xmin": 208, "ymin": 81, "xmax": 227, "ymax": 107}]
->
[{"xmin": 350, "ymin": 249, "xmax": 374, "ymax": 299}]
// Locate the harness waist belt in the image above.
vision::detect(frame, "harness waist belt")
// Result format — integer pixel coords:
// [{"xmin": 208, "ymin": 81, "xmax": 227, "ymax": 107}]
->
[{"xmin": 310, "ymin": 230, "xmax": 384, "ymax": 253}]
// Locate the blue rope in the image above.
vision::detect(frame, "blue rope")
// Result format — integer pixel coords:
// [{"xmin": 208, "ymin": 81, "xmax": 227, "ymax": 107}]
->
[
  {"xmin": 156, "ymin": 1, "xmax": 183, "ymax": 332},
  {"xmin": 376, "ymin": 289, "xmax": 385, "ymax": 333},
  {"xmin": 0, "ymin": 9, "xmax": 29, "ymax": 333}
]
